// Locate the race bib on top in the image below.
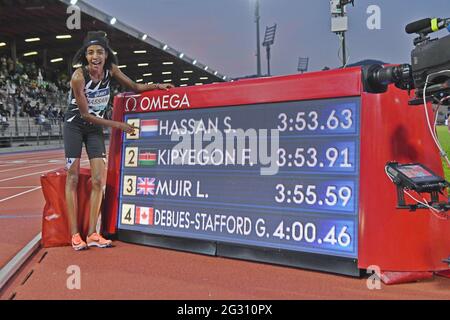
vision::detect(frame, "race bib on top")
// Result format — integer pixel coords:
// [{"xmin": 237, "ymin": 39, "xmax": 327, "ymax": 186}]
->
[{"xmin": 86, "ymin": 87, "xmax": 110, "ymax": 112}]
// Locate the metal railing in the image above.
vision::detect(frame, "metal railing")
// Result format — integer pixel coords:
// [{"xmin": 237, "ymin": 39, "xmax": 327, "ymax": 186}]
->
[{"xmin": 0, "ymin": 116, "xmax": 64, "ymax": 147}]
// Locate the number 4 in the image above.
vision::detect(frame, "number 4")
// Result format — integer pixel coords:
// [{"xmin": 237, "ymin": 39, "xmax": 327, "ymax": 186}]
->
[
  {"xmin": 121, "ymin": 204, "xmax": 135, "ymax": 225},
  {"xmin": 323, "ymin": 226, "xmax": 338, "ymax": 245}
]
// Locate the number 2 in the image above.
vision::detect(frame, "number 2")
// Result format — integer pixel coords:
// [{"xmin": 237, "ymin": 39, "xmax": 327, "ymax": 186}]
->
[
  {"xmin": 125, "ymin": 147, "xmax": 138, "ymax": 167},
  {"xmin": 129, "ymin": 150, "xmax": 135, "ymax": 164}
]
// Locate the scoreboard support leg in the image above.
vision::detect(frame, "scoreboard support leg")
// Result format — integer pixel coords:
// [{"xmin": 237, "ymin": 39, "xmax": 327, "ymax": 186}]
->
[
  {"xmin": 216, "ymin": 243, "xmax": 361, "ymax": 277},
  {"xmin": 118, "ymin": 230, "xmax": 216, "ymax": 256},
  {"xmin": 118, "ymin": 230, "xmax": 360, "ymax": 276}
]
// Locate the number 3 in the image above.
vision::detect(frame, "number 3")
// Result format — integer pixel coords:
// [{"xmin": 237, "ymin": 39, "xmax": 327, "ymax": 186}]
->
[{"xmin": 123, "ymin": 175, "xmax": 137, "ymax": 196}]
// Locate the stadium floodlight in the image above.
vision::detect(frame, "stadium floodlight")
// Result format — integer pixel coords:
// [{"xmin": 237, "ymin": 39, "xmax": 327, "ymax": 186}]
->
[
  {"xmin": 141, "ymin": 34, "xmax": 148, "ymax": 40},
  {"xmin": 184, "ymin": 70, "xmax": 193, "ymax": 73},
  {"xmin": 70, "ymin": 0, "xmax": 78, "ymax": 5},
  {"xmin": 192, "ymin": 60, "xmax": 197, "ymax": 65},
  {"xmin": 134, "ymin": 50, "xmax": 146, "ymax": 54},
  {"xmin": 118, "ymin": 65, "xmax": 127, "ymax": 68},
  {"xmin": 179, "ymin": 53, "xmax": 184, "ymax": 58},
  {"xmin": 297, "ymin": 57, "xmax": 309, "ymax": 73},
  {"xmin": 25, "ymin": 37, "xmax": 40, "ymax": 42},
  {"xmin": 0, "ymin": 42, "xmax": 6, "ymax": 47},
  {"xmin": 163, "ymin": 61, "xmax": 173, "ymax": 65},
  {"xmin": 136, "ymin": 79, "xmax": 143, "ymax": 83},
  {"xmin": 214, "ymin": 71, "xmax": 218, "ymax": 75},
  {"xmin": 180, "ymin": 78, "xmax": 189, "ymax": 81},
  {"xmin": 204, "ymin": 66, "xmax": 208, "ymax": 71},
  {"xmin": 113, "ymin": 51, "xmax": 118, "ymax": 55},
  {"xmin": 162, "ymin": 71, "xmax": 172, "ymax": 75},
  {"xmin": 162, "ymin": 44, "xmax": 168, "ymax": 50},
  {"xmin": 50, "ymin": 58, "xmax": 63, "ymax": 63},
  {"xmin": 56, "ymin": 35, "xmax": 72, "ymax": 39},
  {"xmin": 223, "ymin": 76, "xmax": 227, "ymax": 80},
  {"xmin": 200, "ymin": 77, "xmax": 208, "ymax": 80},
  {"xmin": 138, "ymin": 63, "xmax": 149, "ymax": 67},
  {"xmin": 23, "ymin": 51, "xmax": 38, "ymax": 57},
  {"xmin": 262, "ymin": 23, "xmax": 277, "ymax": 76},
  {"xmin": 163, "ymin": 79, "xmax": 172, "ymax": 83},
  {"xmin": 110, "ymin": 17, "xmax": 117, "ymax": 25},
  {"xmin": 143, "ymin": 73, "xmax": 152, "ymax": 76},
  {"xmin": 262, "ymin": 25, "xmax": 276, "ymax": 47}
]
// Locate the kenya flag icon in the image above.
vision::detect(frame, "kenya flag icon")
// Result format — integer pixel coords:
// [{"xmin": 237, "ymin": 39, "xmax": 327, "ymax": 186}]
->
[
  {"xmin": 136, "ymin": 206, "xmax": 154, "ymax": 225},
  {"xmin": 138, "ymin": 149, "xmax": 157, "ymax": 167}
]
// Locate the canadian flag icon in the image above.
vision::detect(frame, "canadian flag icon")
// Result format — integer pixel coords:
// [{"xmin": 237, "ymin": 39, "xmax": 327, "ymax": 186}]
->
[{"xmin": 136, "ymin": 206, "xmax": 154, "ymax": 225}]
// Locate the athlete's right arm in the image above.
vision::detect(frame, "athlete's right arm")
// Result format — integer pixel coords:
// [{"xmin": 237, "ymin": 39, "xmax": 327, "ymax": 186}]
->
[{"xmin": 71, "ymin": 68, "xmax": 135, "ymax": 133}]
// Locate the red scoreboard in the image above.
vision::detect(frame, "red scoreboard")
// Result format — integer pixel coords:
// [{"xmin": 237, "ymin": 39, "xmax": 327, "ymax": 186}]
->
[{"xmin": 104, "ymin": 67, "xmax": 450, "ymax": 277}]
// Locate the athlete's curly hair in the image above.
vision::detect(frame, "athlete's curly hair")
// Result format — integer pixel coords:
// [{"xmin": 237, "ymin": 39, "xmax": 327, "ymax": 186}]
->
[{"xmin": 72, "ymin": 31, "xmax": 118, "ymax": 70}]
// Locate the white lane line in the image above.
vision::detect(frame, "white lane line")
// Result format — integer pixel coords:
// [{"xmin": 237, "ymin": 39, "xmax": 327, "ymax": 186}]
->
[
  {"xmin": 0, "ymin": 159, "xmax": 90, "ymax": 183},
  {"xmin": 0, "ymin": 162, "xmax": 56, "ymax": 173},
  {"xmin": 0, "ymin": 158, "xmax": 64, "ymax": 165},
  {"xmin": 0, "ymin": 232, "xmax": 41, "ymax": 290},
  {"xmin": 0, "ymin": 169, "xmax": 57, "ymax": 183},
  {"xmin": 0, "ymin": 186, "xmax": 42, "ymax": 203},
  {"xmin": 0, "ymin": 159, "xmax": 67, "ymax": 166},
  {"xmin": 0, "ymin": 152, "xmax": 64, "ymax": 162},
  {"xmin": 0, "ymin": 186, "xmax": 40, "ymax": 189},
  {"xmin": 0, "ymin": 214, "xmax": 41, "ymax": 219}
]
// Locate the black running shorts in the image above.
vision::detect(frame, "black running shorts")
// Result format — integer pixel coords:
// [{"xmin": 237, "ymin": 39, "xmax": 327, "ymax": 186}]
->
[{"xmin": 63, "ymin": 120, "xmax": 106, "ymax": 160}]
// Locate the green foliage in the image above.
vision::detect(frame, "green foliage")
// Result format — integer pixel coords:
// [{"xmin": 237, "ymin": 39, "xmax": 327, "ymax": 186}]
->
[{"xmin": 436, "ymin": 125, "xmax": 450, "ymax": 183}]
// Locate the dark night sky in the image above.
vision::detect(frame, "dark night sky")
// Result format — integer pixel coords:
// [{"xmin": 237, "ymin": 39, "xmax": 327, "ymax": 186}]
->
[{"xmin": 85, "ymin": 0, "xmax": 450, "ymax": 78}]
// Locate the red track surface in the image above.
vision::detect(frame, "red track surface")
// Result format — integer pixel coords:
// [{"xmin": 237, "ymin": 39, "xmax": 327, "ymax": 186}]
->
[
  {"xmin": 0, "ymin": 149, "xmax": 449, "ymax": 300},
  {"xmin": 0, "ymin": 149, "xmax": 66, "ymax": 268}
]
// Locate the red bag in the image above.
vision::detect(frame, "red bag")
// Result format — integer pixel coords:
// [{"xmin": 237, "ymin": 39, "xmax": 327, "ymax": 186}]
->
[{"xmin": 41, "ymin": 168, "xmax": 93, "ymax": 247}]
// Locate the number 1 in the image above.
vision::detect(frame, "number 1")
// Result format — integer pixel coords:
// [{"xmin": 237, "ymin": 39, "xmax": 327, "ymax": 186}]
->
[{"xmin": 126, "ymin": 119, "xmax": 140, "ymax": 140}]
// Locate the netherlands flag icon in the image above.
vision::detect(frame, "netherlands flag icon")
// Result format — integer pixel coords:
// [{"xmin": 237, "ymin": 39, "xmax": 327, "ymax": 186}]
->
[{"xmin": 140, "ymin": 119, "xmax": 158, "ymax": 137}]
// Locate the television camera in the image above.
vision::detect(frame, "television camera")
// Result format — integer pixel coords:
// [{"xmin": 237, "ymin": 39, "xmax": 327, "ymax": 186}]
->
[
  {"xmin": 362, "ymin": 17, "xmax": 450, "ymax": 268},
  {"xmin": 363, "ymin": 17, "xmax": 450, "ymax": 105},
  {"xmin": 366, "ymin": 20, "xmax": 450, "ymax": 216}
]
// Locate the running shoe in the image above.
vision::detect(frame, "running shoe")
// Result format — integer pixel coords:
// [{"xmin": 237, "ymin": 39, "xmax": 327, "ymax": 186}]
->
[
  {"xmin": 86, "ymin": 232, "xmax": 113, "ymax": 248},
  {"xmin": 71, "ymin": 233, "xmax": 87, "ymax": 251}
]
